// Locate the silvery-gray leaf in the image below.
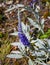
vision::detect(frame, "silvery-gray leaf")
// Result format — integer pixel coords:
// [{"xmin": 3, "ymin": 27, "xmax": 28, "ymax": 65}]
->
[
  {"xmin": 35, "ymin": 58, "xmax": 47, "ymax": 65},
  {"xmin": 31, "ymin": 39, "xmax": 45, "ymax": 49},
  {"xmin": 19, "ymin": 41, "xmax": 25, "ymax": 51},
  {"xmin": 25, "ymin": 6, "xmax": 39, "ymax": 21},
  {"xmin": 35, "ymin": 39, "xmax": 45, "ymax": 48},
  {"xmin": 48, "ymin": 49, "xmax": 50, "ymax": 52},
  {"xmin": 36, "ymin": 51, "xmax": 46, "ymax": 56},
  {"xmin": 10, "ymin": 40, "xmax": 24, "ymax": 53},
  {"xmin": 25, "ymin": 32, "xmax": 30, "ymax": 40},
  {"xmin": 27, "ymin": 17, "xmax": 40, "ymax": 29},
  {"xmin": 5, "ymin": 6, "xmax": 16, "ymax": 12},
  {"xmin": 17, "ymin": 4, "xmax": 24, "ymax": 8},
  {"xmin": 30, "ymin": 40, "xmax": 37, "ymax": 43},
  {"xmin": 35, "ymin": 7, "xmax": 39, "ymax": 13},
  {"xmin": 42, "ymin": 62, "xmax": 47, "ymax": 65},
  {"xmin": 36, "ymin": 58, "xmax": 43, "ymax": 61},
  {"xmin": 38, "ymin": 58, "xmax": 46, "ymax": 61},
  {"xmin": 35, "ymin": 60, "xmax": 43, "ymax": 65},
  {"xmin": 21, "ymin": 22, "xmax": 27, "ymax": 33},
  {"xmin": 48, "ymin": 16, "xmax": 50, "ymax": 19},
  {"xmin": 11, "ymin": 42, "xmax": 20, "ymax": 47},
  {"xmin": 11, "ymin": 51, "xmax": 21, "ymax": 54},
  {"xmin": 34, "ymin": 58, "xmax": 44, "ymax": 65},
  {"xmin": 5, "ymin": 4, "xmax": 24, "ymax": 13},
  {"xmin": 21, "ymin": 22, "xmax": 30, "ymax": 33},
  {"xmin": 25, "ymin": 26, "xmax": 30, "ymax": 40},
  {"xmin": 18, "ymin": 46, "xmax": 25, "ymax": 54},
  {"xmin": 20, "ymin": 8, "xmax": 26, "ymax": 12},
  {"xmin": 10, "ymin": 41, "xmax": 25, "ymax": 51},
  {"xmin": 37, "ymin": 39, "xmax": 45, "ymax": 45},
  {"xmin": 27, "ymin": 17, "xmax": 44, "ymax": 34},
  {"xmin": 35, "ymin": 60, "xmax": 47, "ymax": 65},
  {"xmin": 46, "ymin": 39, "xmax": 50, "ymax": 46},
  {"xmin": 41, "ymin": 18, "xmax": 45, "ymax": 29},
  {"xmin": 35, "ymin": 5, "xmax": 40, "ymax": 13},
  {"xmin": 21, "ymin": 22, "xmax": 30, "ymax": 40},
  {"xmin": 35, "ymin": 42, "xmax": 45, "ymax": 49},
  {"xmin": 25, "ymin": 6, "xmax": 33, "ymax": 12},
  {"xmin": 33, "ymin": 3, "xmax": 35, "ymax": 9},
  {"xmin": 40, "ymin": 29, "xmax": 44, "ymax": 34},
  {"xmin": 6, "ymin": 54, "xmax": 23, "ymax": 59},
  {"xmin": 32, "ymin": 11, "xmax": 39, "ymax": 22},
  {"xmin": 41, "ymin": 19, "xmax": 45, "ymax": 25},
  {"xmin": 28, "ymin": 58, "xmax": 34, "ymax": 65},
  {"xmin": 9, "ymin": 32, "xmax": 18, "ymax": 36},
  {"xmin": 34, "ymin": 46, "xmax": 38, "ymax": 50}
]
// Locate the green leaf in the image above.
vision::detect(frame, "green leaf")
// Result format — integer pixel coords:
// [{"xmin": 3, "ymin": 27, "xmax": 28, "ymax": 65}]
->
[
  {"xmin": 0, "ymin": 33, "xmax": 3, "ymax": 38},
  {"xmin": 40, "ymin": 34, "xmax": 50, "ymax": 39}
]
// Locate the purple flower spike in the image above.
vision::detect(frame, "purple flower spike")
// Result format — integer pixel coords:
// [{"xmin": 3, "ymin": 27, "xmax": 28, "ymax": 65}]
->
[
  {"xmin": 29, "ymin": 0, "xmax": 38, "ymax": 7},
  {"xmin": 18, "ymin": 32, "xmax": 30, "ymax": 46},
  {"xmin": 32, "ymin": 0, "xmax": 37, "ymax": 2},
  {"xmin": 29, "ymin": 2, "xmax": 33, "ymax": 7},
  {"xmin": 18, "ymin": 9, "xmax": 30, "ymax": 46}
]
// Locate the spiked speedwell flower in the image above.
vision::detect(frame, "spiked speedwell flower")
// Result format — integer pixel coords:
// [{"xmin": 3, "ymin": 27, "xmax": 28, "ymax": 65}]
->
[
  {"xmin": 18, "ymin": 9, "xmax": 30, "ymax": 46},
  {"xmin": 29, "ymin": 0, "xmax": 38, "ymax": 7}
]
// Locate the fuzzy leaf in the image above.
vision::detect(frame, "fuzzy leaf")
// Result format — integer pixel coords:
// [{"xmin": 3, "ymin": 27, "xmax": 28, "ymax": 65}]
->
[
  {"xmin": 27, "ymin": 17, "xmax": 40, "ymax": 29},
  {"xmin": 9, "ymin": 32, "xmax": 18, "ymax": 36},
  {"xmin": 6, "ymin": 53, "xmax": 23, "ymax": 59},
  {"xmin": 11, "ymin": 51, "xmax": 21, "ymax": 54},
  {"xmin": 28, "ymin": 58, "xmax": 34, "ymax": 65}
]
